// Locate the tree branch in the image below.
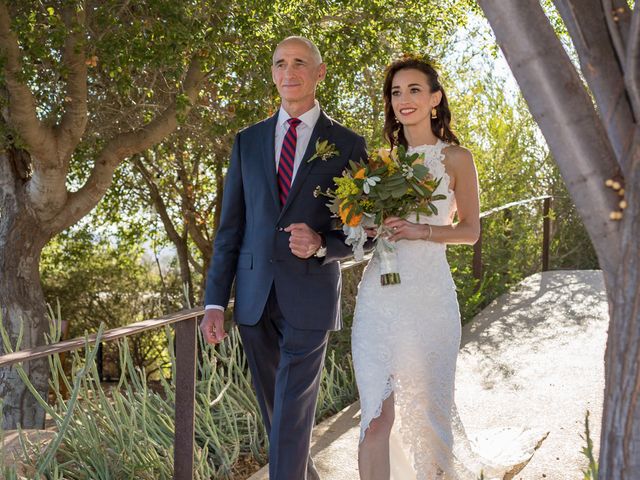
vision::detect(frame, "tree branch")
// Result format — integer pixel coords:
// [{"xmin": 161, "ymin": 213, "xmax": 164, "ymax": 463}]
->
[
  {"xmin": 55, "ymin": 2, "xmax": 88, "ymax": 161},
  {"xmin": 187, "ymin": 248, "xmax": 203, "ymax": 275},
  {"xmin": 625, "ymin": 2, "xmax": 640, "ymax": 120},
  {"xmin": 174, "ymin": 149, "xmax": 211, "ymax": 258},
  {"xmin": 553, "ymin": 0, "xmax": 635, "ymax": 170},
  {"xmin": 133, "ymin": 155, "xmax": 183, "ymax": 250},
  {"xmin": 0, "ymin": 1, "xmax": 55, "ymax": 163},
  {"xmin": 48, "ymin": 56, "xmax": 206, "ymax": 234},
  {"xmin": 611, "ymin": 0, "xmax": 632, "ymax": 47},
  {"xmin": 137, "ymin": 153, "xmax": 195, "ymax": 307},
  {"xmin": 602, "ymin": 0, "xmax": 629, "ymax": 72},
  {"xmin": 478, "ymin": 0, "xmax": 621, "ymax": 274}
]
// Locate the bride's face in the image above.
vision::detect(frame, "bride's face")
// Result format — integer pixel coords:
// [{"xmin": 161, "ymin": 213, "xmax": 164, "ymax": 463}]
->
[{"xmin": 390, "ymin": 68, "xmax": 441, "ymax": 128}]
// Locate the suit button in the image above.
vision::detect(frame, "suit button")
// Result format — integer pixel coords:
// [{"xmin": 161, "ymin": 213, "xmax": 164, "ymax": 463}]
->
[{"xmin": 269, "ymin": 259, "xmax": 273, "ymax": 263}]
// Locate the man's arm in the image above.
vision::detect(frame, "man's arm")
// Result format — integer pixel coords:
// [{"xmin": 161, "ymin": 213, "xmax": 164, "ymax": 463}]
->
[
  {"xmin": 201, "ymin": 133, "xmax": 246, "ymax": 344},
  {"xmin": 204, "ymin": 132, "xmax": 245, "ymax": 309}
]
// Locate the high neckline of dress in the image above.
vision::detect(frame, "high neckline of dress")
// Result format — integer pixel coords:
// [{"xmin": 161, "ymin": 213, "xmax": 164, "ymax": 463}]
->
[{"xmin": 407, "ymin": 138, "xmax": 445, "ymax": 153}]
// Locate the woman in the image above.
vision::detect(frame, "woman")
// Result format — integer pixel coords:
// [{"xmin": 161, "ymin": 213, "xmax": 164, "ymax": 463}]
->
[{"xmin": 352, "ymin": 55, "xmax": 535, "ymax": 479}]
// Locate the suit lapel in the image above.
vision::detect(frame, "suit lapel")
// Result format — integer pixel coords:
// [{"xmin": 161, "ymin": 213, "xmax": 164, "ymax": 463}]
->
[
  {"xmin": 279, "ymin": 111, "xmax": 332, "ymax": 219},
  {"xmin": 261, "ymin": 113, "xmax": 280, "ymax": 209}
]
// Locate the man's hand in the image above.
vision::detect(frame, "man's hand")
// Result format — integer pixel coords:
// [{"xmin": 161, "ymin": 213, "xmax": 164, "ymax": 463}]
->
[
  {"xmin": 284, "ymin": 223, "xmax": 322, "ymax": 259},
  {"xmin": 200, "ymin": 309, "xmax": 228, "ymax": 344}
]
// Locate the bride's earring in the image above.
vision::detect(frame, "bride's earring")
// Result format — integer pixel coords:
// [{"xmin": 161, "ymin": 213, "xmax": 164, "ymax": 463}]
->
[{"xmin": 431, "ymin": 107, "xmax": 437, "ymax": 119}]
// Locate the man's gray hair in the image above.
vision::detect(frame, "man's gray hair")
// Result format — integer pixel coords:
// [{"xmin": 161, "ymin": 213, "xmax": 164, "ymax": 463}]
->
[{"xmin": 273, "ymin": 36, "xmax": 323, "ymax": 65}]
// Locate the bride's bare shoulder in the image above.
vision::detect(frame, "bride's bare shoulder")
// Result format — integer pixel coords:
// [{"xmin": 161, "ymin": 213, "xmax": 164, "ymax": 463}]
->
[{"xmin": 442, "ymin": 144, "xmax": 475, "ymax": 172}]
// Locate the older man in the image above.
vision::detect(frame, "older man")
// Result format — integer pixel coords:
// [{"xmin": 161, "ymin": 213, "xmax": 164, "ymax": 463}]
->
[{"xmin": 201, "ymin": 36, "xmax": 367, "ymax": 479}]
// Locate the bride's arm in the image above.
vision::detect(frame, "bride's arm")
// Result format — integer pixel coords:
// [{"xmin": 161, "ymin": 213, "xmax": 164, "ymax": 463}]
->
[{"xmin": 385, "ymin": 146, "xmax": 480, "ymax": 245}]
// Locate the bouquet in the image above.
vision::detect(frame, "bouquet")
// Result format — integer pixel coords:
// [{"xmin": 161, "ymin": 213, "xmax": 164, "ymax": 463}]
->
[{"xmin": 314, "ymin": 145, "xmax": 445, "ymax": 286}]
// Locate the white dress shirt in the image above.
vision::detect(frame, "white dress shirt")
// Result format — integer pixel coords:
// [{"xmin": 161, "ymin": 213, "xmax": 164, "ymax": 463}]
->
[
  {"xmin": 205, "ymin": 101, "xmax": 322, "ymax": 312},
  {"xmin": 274, "ymin": 100, "xmax": 321, "ymax": 178}
]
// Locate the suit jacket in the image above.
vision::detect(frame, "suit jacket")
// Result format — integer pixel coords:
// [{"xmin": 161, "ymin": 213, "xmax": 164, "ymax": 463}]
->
[{"xmin": 204, "ymin": 110, "xmax": 368, "ymax": 331}]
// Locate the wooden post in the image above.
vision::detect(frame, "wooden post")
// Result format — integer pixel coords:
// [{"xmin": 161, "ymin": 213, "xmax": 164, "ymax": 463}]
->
[
  {"xmin": 173, "ymin": 317, "xmax": 197, "ymax": 480},
  {"xmin": 97, "ymin": 342, "xmax": 103, "ymax": 381},
  {"xmin": 542, "ymin": 196, "xmax": 551, "ymax": 271}
]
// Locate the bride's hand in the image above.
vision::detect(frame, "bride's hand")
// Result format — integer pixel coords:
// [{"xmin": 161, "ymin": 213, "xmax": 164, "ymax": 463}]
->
[{"xmin": 384, "ymin": 217, "xmax": 430, "ymax": 242}]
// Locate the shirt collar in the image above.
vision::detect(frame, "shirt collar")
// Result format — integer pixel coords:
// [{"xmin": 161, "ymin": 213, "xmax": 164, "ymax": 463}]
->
[{"xmin": 277, "ymin": 100, "xmax": 321, "ymax": 129}]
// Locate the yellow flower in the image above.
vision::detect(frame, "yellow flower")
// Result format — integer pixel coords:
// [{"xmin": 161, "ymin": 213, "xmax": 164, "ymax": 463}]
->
[
  {"xmin": 377, "ymin": 148, "xmax": 392, "ymax": 165},
  {"xmin": 339, "ymin": 201, "xmax": 363, "ymax": 227},
  {"xmin": 334, "ymin": 176, "xmax": 359, "ymax": 198},
  {"xmin": 354, "ymin": 168, "xmax": 366, "ymax": 179},
  {"xmin": 360, "ymin": 199, "xmax": 374, "ymax": 212}
]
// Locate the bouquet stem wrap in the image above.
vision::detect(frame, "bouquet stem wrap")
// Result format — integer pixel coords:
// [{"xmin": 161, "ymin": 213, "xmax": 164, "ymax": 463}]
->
[{"xmin": 376, "ymin": 227, "xmax": 400, "ymax": 286}]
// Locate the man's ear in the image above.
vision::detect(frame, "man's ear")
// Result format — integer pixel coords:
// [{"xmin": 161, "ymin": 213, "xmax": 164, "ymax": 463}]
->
[{"xmin": 318, "ymin": 63, "xmax": 327, "ymax": 82}]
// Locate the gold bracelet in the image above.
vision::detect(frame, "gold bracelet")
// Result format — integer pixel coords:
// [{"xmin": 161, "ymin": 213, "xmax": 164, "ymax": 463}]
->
[{"xmin": 426, "ymin": 224, "xmax": 432, "ymax": 240}]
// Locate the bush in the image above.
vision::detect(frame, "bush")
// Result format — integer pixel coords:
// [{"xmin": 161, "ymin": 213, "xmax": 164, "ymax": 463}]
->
[{"xmin": 0, "ymin": 314, "xmax": 357, "ymax": 479}]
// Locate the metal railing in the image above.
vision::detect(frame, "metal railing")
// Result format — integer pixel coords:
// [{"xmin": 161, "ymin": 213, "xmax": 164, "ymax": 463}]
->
[
  {"xmin": 473, "ymin": 195, "xmax": 552, "ymax": 282},
  {"xmin": 0, "ymin": 195, "xmax": 553, "ymax": 480}
]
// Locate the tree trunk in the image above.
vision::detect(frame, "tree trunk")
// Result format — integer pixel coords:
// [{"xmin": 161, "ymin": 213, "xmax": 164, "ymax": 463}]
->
[
  {"xmin": 0, "ymin": 193, "xmax": 51, "ymax": 429},
  {"xmin": 477, "ymin": 0, "xmax": 620, "ymax": 273},
  {"xmin": 477, "ymin": 1, "xmax": 640, "ymax": 475},
  {"xmin": 600, "ymin": 135, "xmax": 640, "ymax": 477}
]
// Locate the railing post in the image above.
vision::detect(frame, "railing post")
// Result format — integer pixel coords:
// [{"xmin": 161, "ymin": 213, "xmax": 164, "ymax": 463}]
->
[
  {"xmin": 173, "ymin": 317, "xmax": 198, "ymax": 480},
  {"xmin": 542, "ymin": 197, "xmax": 551, "ymax": 272},
  {"xmin": 473, "ymin": 217, "xmax": 483, "ymax": 288},
  {"xmin": 97, "ymin": 342, "xmax": 104, "ymax": 381}
]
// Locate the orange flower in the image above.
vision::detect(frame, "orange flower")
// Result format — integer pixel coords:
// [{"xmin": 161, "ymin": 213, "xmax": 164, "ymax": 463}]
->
[
  {"xmin": 354, "ymin": 168, "xmax": 366, "ymax": 179},
  {"xmin": 339, "ymin": 201, "xmax": 363, "ymax": 227}
]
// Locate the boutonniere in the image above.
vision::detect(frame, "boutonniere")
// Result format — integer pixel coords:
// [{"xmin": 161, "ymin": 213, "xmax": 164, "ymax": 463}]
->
[{"xmin": 307, "ymin": 139, "xmax": 340, "ymax": 163}]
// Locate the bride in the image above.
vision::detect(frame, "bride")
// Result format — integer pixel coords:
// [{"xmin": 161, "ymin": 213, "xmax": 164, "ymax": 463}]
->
[{"xmin": 352, "ymin": 55, "xmax": 536, "ymax": 480}]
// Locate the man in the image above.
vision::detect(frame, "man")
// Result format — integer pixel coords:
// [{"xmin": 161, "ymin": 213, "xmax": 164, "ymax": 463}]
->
[{"xmin": 201, "ymin": 36, "xmax": 367, "ymax": 479}]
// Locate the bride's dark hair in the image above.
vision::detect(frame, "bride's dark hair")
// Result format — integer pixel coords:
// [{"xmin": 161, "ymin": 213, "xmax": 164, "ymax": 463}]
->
[{"xmin": 383, "ymin": 54, "xmax": 459, "ymax": 148}]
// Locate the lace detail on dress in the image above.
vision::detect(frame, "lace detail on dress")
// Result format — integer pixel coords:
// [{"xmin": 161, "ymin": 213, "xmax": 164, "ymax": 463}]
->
[
  {"xmin": 353, "ymin": 139, "xmax": 460, "ymax": 478},
  {"xmin": 353, "ymin": 139, "xmax": 541, "ymax": 479}
]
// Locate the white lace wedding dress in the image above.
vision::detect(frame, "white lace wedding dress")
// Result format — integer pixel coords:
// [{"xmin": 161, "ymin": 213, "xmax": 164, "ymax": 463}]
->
[{"xmin": 352, "ymin": 140, "xmax": 540, "ymax": 479}]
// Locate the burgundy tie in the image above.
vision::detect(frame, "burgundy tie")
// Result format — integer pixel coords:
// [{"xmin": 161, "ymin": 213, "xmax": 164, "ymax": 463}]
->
[{"xmin": 277, "ymin": 117, "xmax": 302, "ymax": 206}]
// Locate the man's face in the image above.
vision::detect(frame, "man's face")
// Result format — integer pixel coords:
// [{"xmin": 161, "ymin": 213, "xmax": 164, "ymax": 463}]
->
[{"xmin": 272, "ymin": 40, "xmax": 326, "ymax": 105}]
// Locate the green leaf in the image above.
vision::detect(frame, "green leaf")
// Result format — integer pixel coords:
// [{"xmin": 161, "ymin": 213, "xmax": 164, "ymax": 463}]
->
[
  {"xmin": 391, "ymin": 184, "xmax": 408, "ymax": 198},
  {"xmin": 412, "ymin": 164, "xmax": 429, "ymax": 178}
]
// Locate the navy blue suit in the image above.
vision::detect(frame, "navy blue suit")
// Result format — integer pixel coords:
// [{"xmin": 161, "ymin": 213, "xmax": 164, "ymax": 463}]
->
[{"xmin": 205, "ymin": 110, "xmax": 367, "ymax": 479}]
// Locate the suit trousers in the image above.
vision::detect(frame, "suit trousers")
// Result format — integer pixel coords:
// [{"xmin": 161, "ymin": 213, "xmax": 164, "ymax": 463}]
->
[{"xmin": 239, "ymin": 285, "xmax": 328, "ymax": 480}]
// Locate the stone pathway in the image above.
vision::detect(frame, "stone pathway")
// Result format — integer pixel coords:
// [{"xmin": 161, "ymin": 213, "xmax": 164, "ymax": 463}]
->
[{"xmin": 249, "ymin": 270, "xmax": 608, "ymax": 479}]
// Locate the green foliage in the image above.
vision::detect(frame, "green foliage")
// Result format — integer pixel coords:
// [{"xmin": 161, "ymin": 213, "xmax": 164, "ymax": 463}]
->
[
  {"xmin": 581, "ymin": 410, "xmax": 599, "ymax": 480},
  {"xmin": 547, "ymin": 163, "xmax": 598, "ymax": 270},
  {"xmin": 0, "ymin": 315, "xmax": 357, "ymax": 479},
  {"xmin": 40, "ymin": 222, "xmax": 182, "ymax": 378},
  {"xmin": 444, "ymin": 67, "xmax": 597, "ymax": 321},
  {"xmin": 95, "ymin": 0, "xmax": 475, "ymax": 306}
]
